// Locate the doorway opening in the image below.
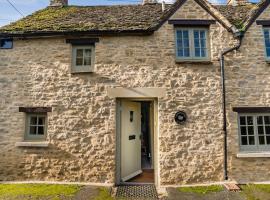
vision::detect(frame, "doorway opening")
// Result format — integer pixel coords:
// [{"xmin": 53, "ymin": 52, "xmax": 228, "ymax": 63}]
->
[{"xmin": 117, "ymin": 99, "xmax": 155, "ymax": 185}]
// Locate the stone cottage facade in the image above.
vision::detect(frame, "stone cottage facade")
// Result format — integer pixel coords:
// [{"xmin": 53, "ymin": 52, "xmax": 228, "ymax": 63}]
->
[{"xmin": 0, "ymin": 0, "xmax": 270, "ymax": 187}]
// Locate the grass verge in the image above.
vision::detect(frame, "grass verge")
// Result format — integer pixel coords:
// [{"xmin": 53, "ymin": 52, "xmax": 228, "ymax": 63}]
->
[
  {"xmin": 0, "ymin": 184, "xmax": 80, "ymax": 199},
  {"xmin": 178, "ymin": 185, "xmax": 223, "ymax": 195},
  {"xmin": 240, "ymin": 184, "xmax": 270, "ymax": 200}
]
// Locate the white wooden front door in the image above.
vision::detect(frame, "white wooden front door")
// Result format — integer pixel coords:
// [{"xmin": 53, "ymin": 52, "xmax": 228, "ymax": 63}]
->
[{"xmin": 121, "ymin": 101, "xmax": 142, "ymax": 182}]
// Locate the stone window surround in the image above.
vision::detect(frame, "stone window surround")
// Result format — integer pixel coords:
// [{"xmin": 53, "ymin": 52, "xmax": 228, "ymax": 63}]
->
[{"xmin": 17, "ymin": 107, "xmax": 52, "ymax": 148}]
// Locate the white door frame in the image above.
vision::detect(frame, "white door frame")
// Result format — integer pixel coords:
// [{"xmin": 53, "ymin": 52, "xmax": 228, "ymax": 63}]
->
[{"xmin": 115, "ymin": 98, "xmax": 159, "ymax": 186}]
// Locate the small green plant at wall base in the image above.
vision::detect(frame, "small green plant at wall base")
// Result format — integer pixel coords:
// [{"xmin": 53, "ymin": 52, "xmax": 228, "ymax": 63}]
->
[
  {"xmin": 178, "ymin": 185, "xmax": 223, "ymax": 195},
  {"xmin": 94, "ymin": 188, "xmax": 114, "ymax": 200},
  {"xmin": 0, "ymin": 184, "xmax": 80, "ymax": 198}
]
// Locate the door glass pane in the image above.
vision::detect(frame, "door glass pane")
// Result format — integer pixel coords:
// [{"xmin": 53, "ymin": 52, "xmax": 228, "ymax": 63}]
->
[
  {"xmin": 241, "ymin": 137, "xmax": 248, "ymax": 145},
  {"xmin": 259, "ymin": 136, "xmax": 265, "ymax": 145},
  {"xmin": 247, "ymin": 116, "xmax": 253, "ymax": 125},
  {"xmin": 29, "ymin": 126, "xmax": 37, "ymax": 135},
  {"xmin": 240, "ymin": 126, "xmax": 247, "ymax": 135},
  {"xmin": 240, "ymin": 116, "xmax": 246, "ymax": 125},
  {"xmin": 248, "ymin": 136, "xmax": 255, "ymax": 145}
]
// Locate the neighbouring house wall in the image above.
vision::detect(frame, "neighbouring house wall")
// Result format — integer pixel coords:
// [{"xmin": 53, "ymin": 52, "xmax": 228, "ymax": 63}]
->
[
  {"xmin": 226, "ymin": 5, "xmax": 270, "ymax": 183},
  {"xmin": 0, "ymin": 0, "xmax": 248, "ymax": 185}
]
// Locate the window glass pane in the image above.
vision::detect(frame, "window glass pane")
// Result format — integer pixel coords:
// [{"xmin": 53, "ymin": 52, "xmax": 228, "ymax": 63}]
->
[
  {"xmin": 176, "ymin": 30, "xmax": 190, "ymax": 58},
  {"xmin": 264, "ymin": 29, "xmax": 270, "ymax": 57},
  {"xmin": 200, "ymin": 30, "xmax": 206, "ymax": 38},
  {"xmin": 259, "ymin": 136, "xmax": 265, "ymax": 145},
  {"xmin": 84, "ymin": 57, "xmax": 91, "ymax": 66},
  {"xmin": 38, "ymin": 126, "xmax": 44, "ymax": 135},
  {"xmin": 258, "ymin": 126, "xmax": 264, "ymax": 135},
  {"xmin": 267, "ymin": 136, "xmax": 270, "ymax": 144},
  {"xmin": 266, "ymin": 48, "xmax": 270, "ymax": 57},
  {"xmin": 249, "ymin": 136, "xmax": 255, "ymax": 145},
  {"xmin": 241, "ymin": 137, "xmax": 248, "ymax": 145},
  {"xmin": 184, "ymin": 48, "xmax": 190, "ymax": 57},
  {"xmin": 183, "ymin": 30, "xmax": 189, "ymax": 39},
  {"xmin": 195, "ymin": 48, "xmax": 200, "ymax": 57},
  {"xmin": 194, "ymin": 31, "xmax": 199, "ymax": 39},
  {"xmin": 183, "ymin": 39, "xmax": 189, "ymax": 47},
  {"xmin": 76, "ymin": 49, "xmax": 83, "ymax": 57},
  {"xmin": 84, "ymin": 49, "xmax": 91, "ymax": 57},
  {"xmin": 76, "ymin": 57, "xmax": 83, "ymax": 66},
  {"xmin": 248, "ymin": 126, "xmax": 254, "ymax": 135},
  {"xmin": 264, "ymin": 116, "xmax": 270, "ymax": 124},
  {"xmin": 240, "ymin": 116, "xmax": 246, "ymax": 125},
  {"xmin": 247, "ymin": 116, "xmax": 253, "ymax": 125},
  {"xmin": 0, "ymin": 39, "xmax": 13, "ymax": 49},
  {"xmin": 29, "ymin": 126, "xmax": 37, "ymax": 135},
  {"xmin": 201, "ymin": 39, "xmax": 206, "ymax": 48},
  {"xmin": 38, "ymin": 117, "xmax": 45, "ymax": 125},
  {"xmin": 264, "ymin": 29, "xmax": 269, "ymax": 38},
  {"xmin": 30, "ymin": 117, "xmax": 37, "ymax": 125},
  {"xmin": 177, "ymin": 48, "xmax": 184, "ymax": 57},
  {"xmin": 240, "ymin": 126, "xmax": 247, "ymax": 135},
  {"xmin": 257, "ymin": 116, "xmax": 263, "ymax": 125},
  {"xmin": 201, "ymin": 49, "xmax": 206, "ymax": 57},
  {"xmin": 266, "ymin": 126, "xmax": 270, "ymax": 135},
  {"xmin": 194, "ymin": 39, "xmax": 200, "ymax": 48}
]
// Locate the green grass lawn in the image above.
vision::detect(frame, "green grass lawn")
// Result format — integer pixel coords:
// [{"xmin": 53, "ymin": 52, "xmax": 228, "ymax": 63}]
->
[
  {"xmin": 240, "ymin": 184, "xmax": 270, "ymax": 200},
  {"xmin": 178, "ymin": 185, "xmax": 224, "ymax": 195},
  {"xmin": 0, "ymin": 184, "xmax": 81, "ymax": 200}
]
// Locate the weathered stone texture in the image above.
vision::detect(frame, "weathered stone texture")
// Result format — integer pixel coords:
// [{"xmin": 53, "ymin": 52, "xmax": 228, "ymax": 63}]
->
[
  {"xmin": 226, "ymin": 5, "xmax": 270, "ymax": 183},
  {"xmin": 2, "ymin": 0, "xmax": 265, "ymax": 186}
]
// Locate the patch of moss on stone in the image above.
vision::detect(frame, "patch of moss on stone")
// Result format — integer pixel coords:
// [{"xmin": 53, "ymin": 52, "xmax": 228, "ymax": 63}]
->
[{"xmin": 178, "ymin": 185, "xmax": 223, "ymax": 195}]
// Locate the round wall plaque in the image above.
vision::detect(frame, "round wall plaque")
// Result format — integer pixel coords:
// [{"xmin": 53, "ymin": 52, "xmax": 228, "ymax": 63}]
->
[{"xmin": 175, "ymin": 111, "xmax": 187, "ymax": 124}]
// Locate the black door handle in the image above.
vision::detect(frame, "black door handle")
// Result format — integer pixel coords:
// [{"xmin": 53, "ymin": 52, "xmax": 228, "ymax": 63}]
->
[{"xmin": 129, "ymin": 135, "xmax": 136, "ymax": 140}]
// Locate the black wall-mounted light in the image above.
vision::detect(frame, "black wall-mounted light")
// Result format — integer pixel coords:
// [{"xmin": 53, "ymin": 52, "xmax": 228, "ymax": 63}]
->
[{"xmin": 175, "ymin": 111, "xmax": 187, "ymax": 124}]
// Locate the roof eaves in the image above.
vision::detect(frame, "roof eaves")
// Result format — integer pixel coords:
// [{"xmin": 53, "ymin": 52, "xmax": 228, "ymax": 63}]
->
[{"xmin": 0, "ymin": 29, "xmax": 155, "ymax": 38}]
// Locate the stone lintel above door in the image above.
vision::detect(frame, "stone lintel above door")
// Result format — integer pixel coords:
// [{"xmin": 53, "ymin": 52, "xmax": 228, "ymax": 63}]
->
[{"xmin": 107, "ymin": 87, "xmax": 166, "ymax": 98}]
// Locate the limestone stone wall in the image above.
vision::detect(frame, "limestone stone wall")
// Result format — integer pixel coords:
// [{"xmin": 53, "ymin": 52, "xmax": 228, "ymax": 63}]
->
[
  {"xmin": 0, "ymin": 0, "xmax": 252, "ymax": 186},
  {"xmin": 226, "ymin": 5, "xmax": 270, "ymax": 183}
]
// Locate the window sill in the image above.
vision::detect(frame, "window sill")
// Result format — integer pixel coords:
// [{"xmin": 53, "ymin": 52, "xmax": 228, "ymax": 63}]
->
[
  {"xmin": 175, "ymin": 60, "xmax": 212, "ymax": 64},
  {"xmin": 15, "ymin": 141, "xmax": 49, "ymax": 148},
  {"xmin": 237, "ymin": 152, "xmax": 270, "ymax": 158}
]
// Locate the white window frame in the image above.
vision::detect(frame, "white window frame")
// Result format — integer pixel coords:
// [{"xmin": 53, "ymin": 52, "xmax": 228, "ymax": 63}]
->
[
  {"xmin": 71, "ymin": 45, "xmax": 95, "ymax": 73},
  {"xmin": 175, "ymin": 27, "xmax": 210, "ymax": 61},
  {"xmin": 25, "ymin": 114, "xmax": 47, "ymax": 141},
  {"xmin": 238, "ymin": 113, "xmax": 270, "ymax": 152},
  {"xmin": 263, "ymin": 28, "xmax": 270, "ymax": 60}
]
